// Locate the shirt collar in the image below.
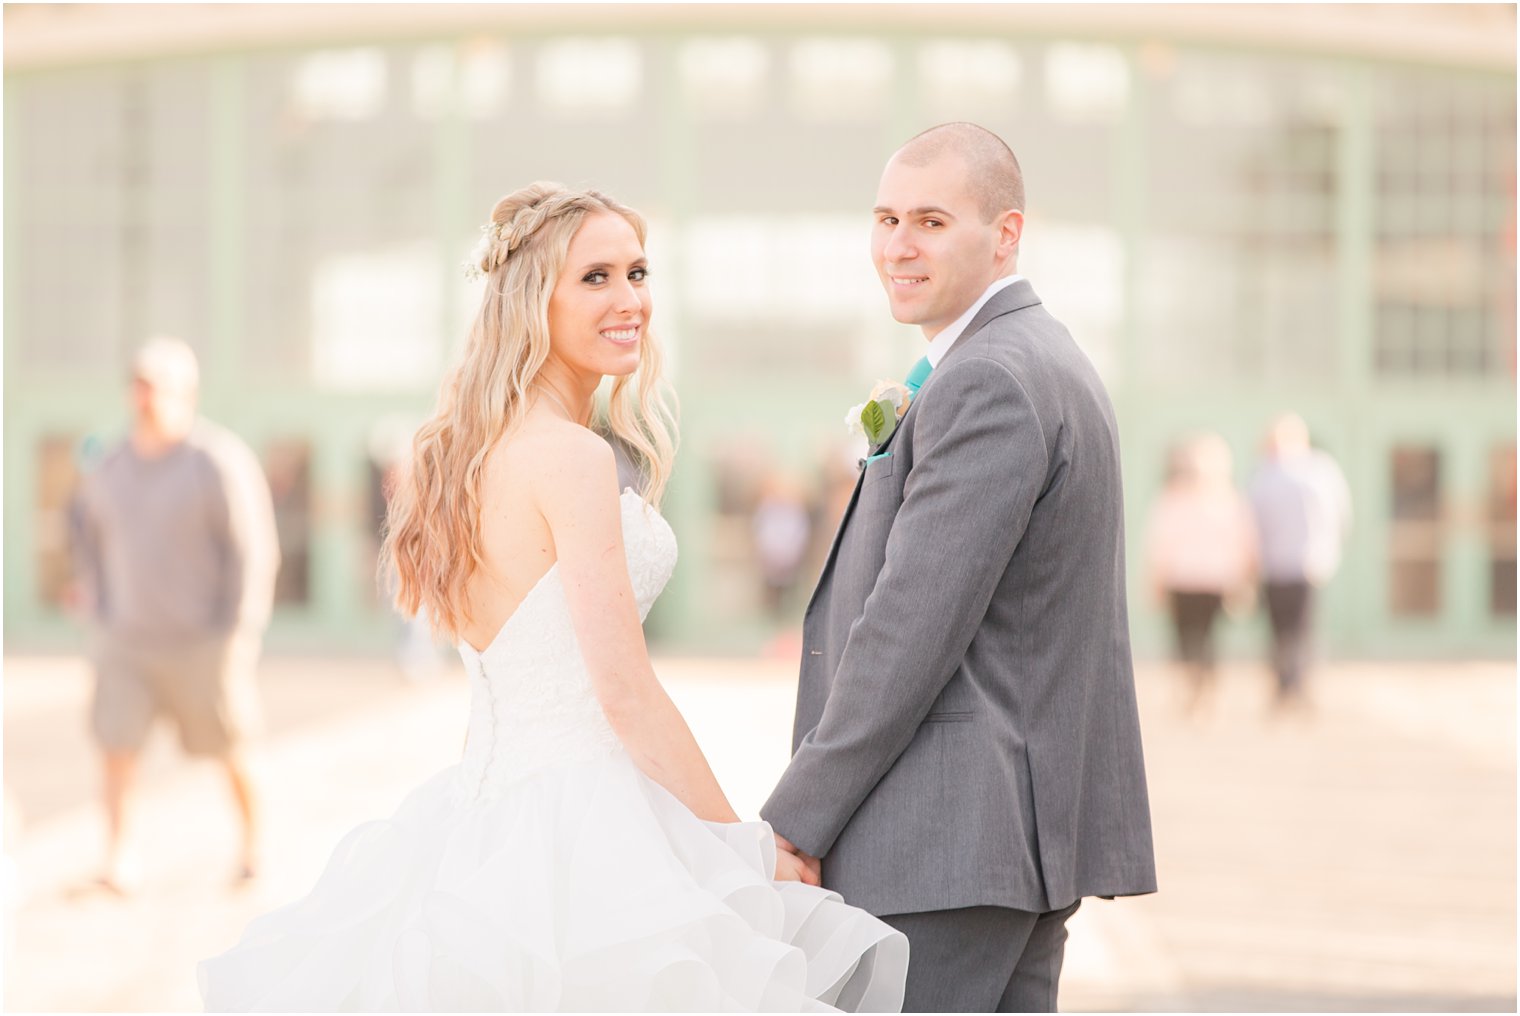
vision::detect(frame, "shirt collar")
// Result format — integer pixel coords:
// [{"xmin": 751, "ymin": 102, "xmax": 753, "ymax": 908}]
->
[{"xmin": 924, "ymin": 275, "xmax": 1023, "ymax": 368}]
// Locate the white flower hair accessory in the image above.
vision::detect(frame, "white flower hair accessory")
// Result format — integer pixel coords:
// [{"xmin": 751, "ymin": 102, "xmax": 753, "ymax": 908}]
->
[{"xmin": 462, "ymin": 220, "xmax": 511, "ymax": 282}]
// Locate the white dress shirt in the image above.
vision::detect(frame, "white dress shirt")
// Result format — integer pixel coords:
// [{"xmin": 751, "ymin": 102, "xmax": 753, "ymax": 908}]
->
[{"xmin": 924, "ymin": 275, "xmax": 1023, "ymax": 368}]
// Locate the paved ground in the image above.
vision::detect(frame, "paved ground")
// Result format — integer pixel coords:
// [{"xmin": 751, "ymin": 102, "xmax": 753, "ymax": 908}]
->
[{"xmin": 3, "ymin": 651, "xmax": 1514, "ymax": 1012}]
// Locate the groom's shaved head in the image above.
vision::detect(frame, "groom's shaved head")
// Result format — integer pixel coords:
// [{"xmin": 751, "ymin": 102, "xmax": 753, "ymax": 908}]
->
[{"xmin": 893, "ymin": 122, "xmax": 1024, "ymax": 223}]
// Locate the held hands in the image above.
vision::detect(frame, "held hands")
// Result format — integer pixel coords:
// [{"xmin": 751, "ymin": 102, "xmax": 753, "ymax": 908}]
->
[{"xmin": 772, "ymin": 833, "xmax": 822, "ymax": 886}]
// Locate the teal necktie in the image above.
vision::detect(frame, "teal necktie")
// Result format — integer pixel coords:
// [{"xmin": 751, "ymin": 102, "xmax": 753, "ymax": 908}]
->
[{"xmin": 905, "ymin": 355, "xmax": 933, "ymax": 395}]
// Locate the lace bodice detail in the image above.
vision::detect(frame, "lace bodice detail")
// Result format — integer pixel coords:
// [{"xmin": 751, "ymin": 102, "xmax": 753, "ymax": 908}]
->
[{"xmin": 452, "ymin": 488, "xmax": 677, "ymax": 806}]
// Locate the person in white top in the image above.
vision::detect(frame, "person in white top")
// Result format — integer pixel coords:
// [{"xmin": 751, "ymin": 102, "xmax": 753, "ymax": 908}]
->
[{"xmin": 1145, "ymin": 433, "xmax": 1258, "ymax": 717}]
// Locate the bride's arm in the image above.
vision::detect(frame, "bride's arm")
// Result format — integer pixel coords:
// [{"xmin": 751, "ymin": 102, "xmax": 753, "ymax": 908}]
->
[{"xmin": 531, "ymin": 430, "xmax": 743, "ymax": 823}]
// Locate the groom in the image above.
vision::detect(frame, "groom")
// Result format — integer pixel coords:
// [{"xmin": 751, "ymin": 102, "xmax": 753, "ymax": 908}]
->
[{"xmin": 762, "ymin": 123, "xmax": 1157, "ymax": 1012}]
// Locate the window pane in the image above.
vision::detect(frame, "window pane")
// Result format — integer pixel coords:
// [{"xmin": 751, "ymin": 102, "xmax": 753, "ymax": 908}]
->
[
  {"xmin": 681, "ymin": 216, "xmax": 878, "ymax": 376},
  {"xmin": 243, "ymin": 47, "xmax": 439, "ymax": 386},
  {"xmin": 18, "ymin": 64, "xmax": 215, "ymax": 373},
  {"xmin": 292, "ymin": 49, "xmax": 387, "ymax": 121},
  {"xmin": 535, "ymin": 38, "xmax": 642, "ymax": 116},
  {"xmin": 1390, "ymin": 559, "xmax": 1441, "ymax": 617},
  {"xmin": 1489, "ymin": 444, "xmax": 1517, "ymax": 616},
  {"xmin": 1391, "ymin": 446, "xmax": 1441, "ymax": 521},
  {"xmin": 411, "ymin": 44, "xmax": 509, "ymax": 120},
  {"xmin": 1373, "ymin": 71, "xmax": 1516, "ymax": 378},
  {"xmin": 1018, "ymin": 223, "xmax": 1123, "ymax": 383},
  {"xmin": 467, "ymin": 38, "xmax": 661, "ymax": 231},
  {"xmin": 1046, "ymin": 44, "xmax": 1128, "ymax": 124},
  {"xmin": 918, "ymin": 40, "xmax": 1022, "ymax": 121},
  {"xmin": 680, "ymin": 37, "xmax": 770, "ymax": 119},
  {"xmin": 788, "ymin": 38, "xmax": 892, "ymax": 121},
  {"xmin": 1139, "ymin": 53, "xmax": 1340, "ymax": 387},
  {"xmin": 1389, "ymin": 445, "xmax": 1443, "ymax": 617},
  {"xmin": 310, "ymin": 242, "xmax": 441, "ymax": 391}
]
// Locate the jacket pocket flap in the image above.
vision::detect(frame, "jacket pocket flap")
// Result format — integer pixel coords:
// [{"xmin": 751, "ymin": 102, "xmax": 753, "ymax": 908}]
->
[{"xmin": 923, "ymin": 710, "xmax": 974, "ymax": 724}]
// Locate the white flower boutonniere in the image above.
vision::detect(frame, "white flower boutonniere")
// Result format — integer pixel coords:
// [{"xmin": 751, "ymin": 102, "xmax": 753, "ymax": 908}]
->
[{"xmin": 844, "ymin": 379, "xmax": 914, "ymax": 449}]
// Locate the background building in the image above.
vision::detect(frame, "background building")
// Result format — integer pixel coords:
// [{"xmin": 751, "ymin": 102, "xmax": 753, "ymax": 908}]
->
[{"xmin": 5, "ymin": 3, "xmax": 1515, "ymax": 657}]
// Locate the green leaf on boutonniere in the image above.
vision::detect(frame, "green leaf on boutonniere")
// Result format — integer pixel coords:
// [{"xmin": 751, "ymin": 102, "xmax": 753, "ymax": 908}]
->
[{"xmin": 860, "ymin": 398, "xmax": 898, "ymax": 446}]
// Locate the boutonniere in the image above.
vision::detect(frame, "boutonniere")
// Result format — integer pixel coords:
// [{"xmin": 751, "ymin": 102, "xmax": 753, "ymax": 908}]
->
[{"xmin": 844, "ymin": 379, "xmax": 914, "ymax": 450}]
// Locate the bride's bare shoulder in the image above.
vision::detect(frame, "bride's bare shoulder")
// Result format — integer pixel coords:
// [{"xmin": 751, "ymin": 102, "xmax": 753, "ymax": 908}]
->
[{"xmin": 484, "ymin": 413, "xmax": 618, "ymax": 510}]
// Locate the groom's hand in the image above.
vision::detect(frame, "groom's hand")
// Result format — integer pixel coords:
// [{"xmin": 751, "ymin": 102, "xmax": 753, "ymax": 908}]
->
[{"xmin": 774, "ymin": 833, "xmax": 823, "ymax": 886}]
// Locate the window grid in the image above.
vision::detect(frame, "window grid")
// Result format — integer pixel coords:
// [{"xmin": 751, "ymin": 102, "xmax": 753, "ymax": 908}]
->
[
  {"xmin": 1139, "ymin": 53, "xmax": 1341, "ymax": 388},
  {"xmin": 1373, "ymin": 71, "xmax": 1515, "ymax": 379}
]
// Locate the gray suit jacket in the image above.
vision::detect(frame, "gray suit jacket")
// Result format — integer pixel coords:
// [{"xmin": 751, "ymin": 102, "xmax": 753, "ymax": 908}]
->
[{"xmin": 761, "ymin": 280, "xmax": 1157, "ymax": 917}]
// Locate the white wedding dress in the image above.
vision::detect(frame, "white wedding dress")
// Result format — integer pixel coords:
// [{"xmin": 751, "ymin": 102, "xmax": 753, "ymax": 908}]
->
[{"xmin": 198, "ymin": 488, "xmax": 907, "ymax": 1012}]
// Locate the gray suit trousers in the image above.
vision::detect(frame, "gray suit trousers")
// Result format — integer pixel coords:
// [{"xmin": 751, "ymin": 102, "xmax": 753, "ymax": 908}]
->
[{"xmin": 880, "ymin": 902, "xmax": 1081, "ymax": 1013}]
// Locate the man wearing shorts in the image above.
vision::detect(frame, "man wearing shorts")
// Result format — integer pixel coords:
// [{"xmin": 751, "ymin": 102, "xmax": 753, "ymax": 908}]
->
[{"xmin": 71, "ymin": 338, "xmax": 280, "ymax": 892}]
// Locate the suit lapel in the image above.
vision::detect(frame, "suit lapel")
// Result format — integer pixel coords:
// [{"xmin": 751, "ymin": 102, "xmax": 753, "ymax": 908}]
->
[
  {"xmin": 804, "ymin": 280, "xmax": 1044, "ymax": 616},
  {"xmin": 803, "ymin": 389, "xmax": 923, "ymax": 617},
  {"xmin": 806, "ymin": 471, "xmax": 866, "ymax": 616}
]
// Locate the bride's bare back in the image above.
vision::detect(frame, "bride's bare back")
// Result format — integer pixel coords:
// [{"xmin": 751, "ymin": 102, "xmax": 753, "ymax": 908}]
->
[{"xmin": 460, "ymin": 403, "xmax": 591, "ymax": 654}]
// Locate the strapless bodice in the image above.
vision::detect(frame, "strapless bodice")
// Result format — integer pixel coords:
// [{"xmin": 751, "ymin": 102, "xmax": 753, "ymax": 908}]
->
[{"xmin": 452, "ymin": 488, "xmax": 677, "ymax": 806}]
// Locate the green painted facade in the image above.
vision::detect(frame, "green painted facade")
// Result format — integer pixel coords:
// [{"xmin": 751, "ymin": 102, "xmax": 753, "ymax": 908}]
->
[{"xmin": 5, "ymin": 22, "xmax": 1514, "ymax": 658}]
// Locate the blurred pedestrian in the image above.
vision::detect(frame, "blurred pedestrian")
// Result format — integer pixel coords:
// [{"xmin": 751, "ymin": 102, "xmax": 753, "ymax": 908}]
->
[
  {"xmin": 1248, "ymin": 413, "xmax": 1352, "ymax": 716},
  {"xmin": 1145, "ymin": 433, "xmax": 1257, "ymax": 717},
  {"xmin": 70, "ymin": 338, "xmax": 280, "ymax": 892},
  {"xmin": 751, "ymin": 471, "xmax": 812, "ymax": 618}
]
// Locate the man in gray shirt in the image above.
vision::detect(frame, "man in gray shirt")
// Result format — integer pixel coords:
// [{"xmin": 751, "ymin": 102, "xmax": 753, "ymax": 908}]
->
[
  {"xmin": 1248, "ymin": 413, "xmax": 1352, "ymax": 715},
  {"xmin": 71, "ymin": 338, "xmax": 280, "ymax": 892}
]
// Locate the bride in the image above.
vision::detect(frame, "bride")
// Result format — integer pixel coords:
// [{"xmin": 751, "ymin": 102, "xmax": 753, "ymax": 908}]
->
[{"xmin": 198, "ymin": 183, "xmax": 908, "ymax": 1012}]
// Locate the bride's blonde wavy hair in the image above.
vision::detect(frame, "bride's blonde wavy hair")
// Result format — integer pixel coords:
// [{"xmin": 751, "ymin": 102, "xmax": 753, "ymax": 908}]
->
[{"xmin": 382, "ymin": 182, "xmax": 677, "ymax": 639}]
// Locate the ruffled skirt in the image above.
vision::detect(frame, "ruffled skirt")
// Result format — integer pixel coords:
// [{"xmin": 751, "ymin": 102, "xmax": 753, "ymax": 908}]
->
[{"xmin": 198, "ymin": 754, "xmax": 907, "ymax": 1011}]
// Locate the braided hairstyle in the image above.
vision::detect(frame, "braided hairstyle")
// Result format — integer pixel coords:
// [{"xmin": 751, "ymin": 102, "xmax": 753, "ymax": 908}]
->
[{"xmin": 382, "ymin": 182, "xmax": 677, "ymax": 639}]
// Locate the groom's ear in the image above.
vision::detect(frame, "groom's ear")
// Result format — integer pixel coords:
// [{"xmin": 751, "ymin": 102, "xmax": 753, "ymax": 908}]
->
[{"xmin": 996, "ymin": 208, "xmax": 1024, "ymax": 262}]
